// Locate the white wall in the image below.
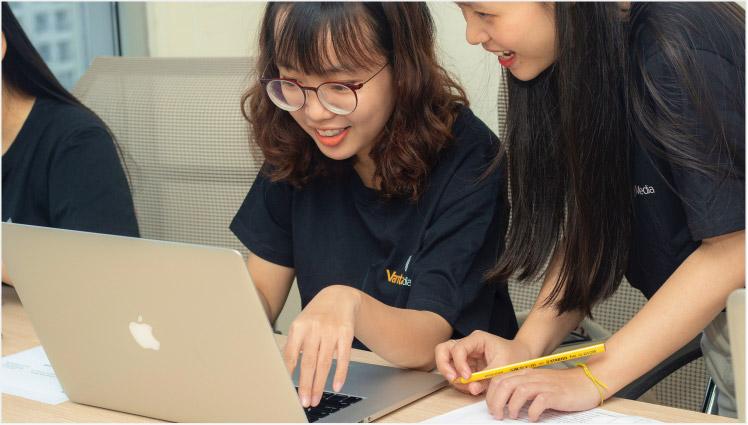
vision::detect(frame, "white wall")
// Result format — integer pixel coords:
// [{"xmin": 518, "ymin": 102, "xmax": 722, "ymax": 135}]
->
[
  {"xmin": 145, "ymin": 2, "xmax": 265, "ymax": 58},
  {"xmin": 144, "ymin": 2, "xmax": 501, "ymax": 134},
  {"xmin": 429, "ymin": 3, "xmax": 501, "ymax": 133},
  {"xmin": 142, "ymin": 2, "xmax": 502, "ymax": 333}
]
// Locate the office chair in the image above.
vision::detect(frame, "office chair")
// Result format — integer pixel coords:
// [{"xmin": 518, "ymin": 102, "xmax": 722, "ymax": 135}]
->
[
  {"xmin": 72, "ymin": 56, "xmax": 302, "ymax": 332},
  {"xmin": 496, "ymin": 70, "xmax": 713, "ymax": 413}
]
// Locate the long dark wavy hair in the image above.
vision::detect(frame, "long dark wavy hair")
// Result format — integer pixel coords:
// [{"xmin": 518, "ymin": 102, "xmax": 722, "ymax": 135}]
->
[
  {"xmin": 242, "ymin": 2, "xmax": 468, "ymax": 201},
  {"xmin": 487, "ymin": 2, "xmax": 745, "ymax": 316}
]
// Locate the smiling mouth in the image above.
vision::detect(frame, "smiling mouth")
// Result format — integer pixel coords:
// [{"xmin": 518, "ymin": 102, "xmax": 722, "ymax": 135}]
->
[
  {"xmin": 314, "ymin": 126, "xmax": 351, "ymax": 147},
  {"xmin": 497, "ymin": 50, "xmax": 515, "ymax": 59},
  {"xmin": 316, "ymin": 128, "xmax": 348, "ymax": 137}
]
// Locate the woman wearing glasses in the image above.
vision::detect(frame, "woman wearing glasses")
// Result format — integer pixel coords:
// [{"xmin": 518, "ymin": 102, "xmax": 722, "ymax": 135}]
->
[{"xmin": 231, "ymin": 2, "xmax": 517, "ymax": 410}]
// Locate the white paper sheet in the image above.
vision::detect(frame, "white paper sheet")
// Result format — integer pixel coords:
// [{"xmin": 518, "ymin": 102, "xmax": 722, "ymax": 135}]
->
[
  {"xmin": 2, "ymin": 346, "xmax": 69, "ymax": 405},
  {"xmin": 424, "ymin": 400, "xmax": 660, "ymax": 423}
]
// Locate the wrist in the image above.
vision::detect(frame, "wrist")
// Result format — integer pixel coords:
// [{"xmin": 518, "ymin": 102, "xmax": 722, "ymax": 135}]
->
[
  {"xmin": 580, "ymin": 354, "xmax": 626, "ymax": 398},
  {"xmin": 573, "ymin": 362, "xmax": 611, "ymax": 406},
  {"xmin": 512, "ymin": 334, "xmax": 547, "ymax": 358},
  {"xmin": 322, "ymin": 284, "xmax": 363, "ymax": 313}
]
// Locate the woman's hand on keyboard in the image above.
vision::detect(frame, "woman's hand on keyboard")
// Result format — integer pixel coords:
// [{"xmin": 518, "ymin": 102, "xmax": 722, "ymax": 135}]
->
[{"xmin": 283, "ymin": 285, "xmax": 361, "ymax": 408}]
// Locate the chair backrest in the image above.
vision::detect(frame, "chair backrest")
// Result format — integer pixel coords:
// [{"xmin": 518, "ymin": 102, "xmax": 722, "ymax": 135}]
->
[
  {"xmin": 72, "ymin": 57, "xmax": 260, "ymax": 254},
  {"xmin": 496, "ymin": 70, "xmax": 707, "ymax": 412},
  {"xmin": 72, "ymin": 57, "xmax": 304, "ymax": 332}
]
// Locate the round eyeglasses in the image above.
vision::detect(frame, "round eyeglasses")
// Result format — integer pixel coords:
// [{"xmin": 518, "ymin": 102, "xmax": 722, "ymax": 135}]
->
[{"xmin": 260, "ymin": 63, "xmax": 388, "ymax": 116}]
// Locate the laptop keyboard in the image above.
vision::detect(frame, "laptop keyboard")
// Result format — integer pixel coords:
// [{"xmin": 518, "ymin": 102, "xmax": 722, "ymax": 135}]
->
[{"xmin": 295, "ymin": 388, "xmax": 363, "ymax": 422}]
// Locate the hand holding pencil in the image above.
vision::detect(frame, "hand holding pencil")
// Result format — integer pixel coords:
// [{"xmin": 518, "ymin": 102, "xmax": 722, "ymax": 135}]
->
[
  {"xmin": 436, "ymin": 331, "xmax": 611, "ymax": 422},
  {"xmin": 435, "ymin": 331, "xmax": 538, "ymax": 396},
  {"xmin": 453, "ymin": 343, "xmax": 605, "ymax": 384},
  {"xmin": 435, "ymin": 331, "xmax": 604, "ymax": 395}
]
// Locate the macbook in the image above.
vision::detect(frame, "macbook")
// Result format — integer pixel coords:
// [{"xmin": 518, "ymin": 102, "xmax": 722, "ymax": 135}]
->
[{"xmin": 2, "ymin": 223, "xmax": 446, "ymax": 422}]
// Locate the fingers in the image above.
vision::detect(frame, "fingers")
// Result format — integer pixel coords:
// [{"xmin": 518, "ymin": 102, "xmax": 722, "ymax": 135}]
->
[
  {"xmin": 452, "ymin": 332, "xmax": 491, "ymax": 380},
  {"xmin": 310, "ymin": 339, "xmax": 335, "ymax": 407},
  {"xmin": 450, "ymin": 380, "xmax": 489, "ymax": 396},
  {"xmin": 451, "ymin": 345, "xmax": 473, "ymax": 380},
  {"xmin": 482, "ymin": 367, "xmax": 603, "ymax": 422},
  {"xmin": 467, "ymin": 381, "xmax": 489, "ymax": 395},
  {"xmin": 486, "ymin": 371, "xmax": 558, "ymax": 421},
  {"xmin": 283, "ymin": 324, "xmax": 303, "ymax": 376},
  {"xmin": 436, "ymin": 335, "xmax": 494, "ymax": 396},
  {"xmin": 505, "ymin": 382, "xmax": 548, "ymax": 419},
  {"xmin": 286, "ymin": 319, "xmax": 356, "ymax": 408},
  {"xmin": 333, "ymin": 329, "xmax": 354, "ymax": 392},
  {"xmin": 485, "ymin": 371, "xmax": 532, "ymax": 420},
  {"xmin": 435, "ymin": 340, "xmax": 459, "ymax": 381},
  {"xmin": 526, "ymin": 392, "xmax": 556, "ymax": 422},
  {"xmin": 486, "ymin": 376, "xmax": 513, "ymax": 420},
  {"xmin": 297, "ymin": 336, "xmax": 321, "ymax": 408}
]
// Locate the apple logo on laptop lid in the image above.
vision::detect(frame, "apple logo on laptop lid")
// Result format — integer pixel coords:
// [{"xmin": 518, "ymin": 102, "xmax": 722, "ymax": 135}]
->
[{"xmin": 129, "ymin": 315, "xmax": 161, "ymax": 351}]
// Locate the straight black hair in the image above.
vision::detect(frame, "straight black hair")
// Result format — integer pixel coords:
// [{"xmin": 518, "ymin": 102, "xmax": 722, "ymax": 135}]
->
[
  {"xmin": 487, "ymin": 2, "xmax": 744, "ymax": 316},
  {"xmin": 3, "ymin": 3, "xmax": 86, "ymax": 108},
  {"xmin": 3, "ymin": 3, "xmax": 130, "ymax": 179}
]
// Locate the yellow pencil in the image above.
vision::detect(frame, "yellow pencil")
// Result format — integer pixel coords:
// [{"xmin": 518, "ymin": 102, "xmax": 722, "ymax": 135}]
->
[{"xmin": 454, "ymin": 343, "xmax": 606, "ymax": 384}]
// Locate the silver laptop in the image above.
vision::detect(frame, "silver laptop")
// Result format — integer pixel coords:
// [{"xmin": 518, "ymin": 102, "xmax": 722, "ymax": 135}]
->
[{"xmin": 2, "ymin": 223, "xmax": 446, "ymax": 422}]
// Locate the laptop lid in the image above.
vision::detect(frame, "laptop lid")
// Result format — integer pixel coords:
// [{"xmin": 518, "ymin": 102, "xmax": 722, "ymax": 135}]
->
[
  {"xmin": 3, "ymin": 223, "xmax": 308, "ymax": 422},
  {"xmin": 2, "ymin": 223, "xmax": 445, "ymax": 422}
]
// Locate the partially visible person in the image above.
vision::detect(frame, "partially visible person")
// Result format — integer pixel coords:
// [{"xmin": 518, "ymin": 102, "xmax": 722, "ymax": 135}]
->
[
  {"xmin": 436, "ymin": 2, "xmax": 744, "ymax": 420},
  {"xmin": 232, "ymin": 2, "xmax": 517, "ymax": 409},
  {"xmin": 2, "ymin": 4, "xmax": 139, "ymax": 284}
]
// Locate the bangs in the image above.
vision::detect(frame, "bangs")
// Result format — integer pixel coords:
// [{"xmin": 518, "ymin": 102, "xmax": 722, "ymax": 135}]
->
[{"xmin": 270, "ymin": 3, "xmax": 389, "ymax": 75}]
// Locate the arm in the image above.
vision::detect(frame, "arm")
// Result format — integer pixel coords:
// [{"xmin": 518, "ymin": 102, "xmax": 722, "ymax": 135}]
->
[
  {"xmin": 246, "ymin": 253, "xmax": 295, "ymax": 324},
  {"xmin": 284, "ymin": 284, "xmax": 452, "ymax": 409},
  {"xmin": 513, "ymin": 248, "xmax": 585, "ymax": 358},
  {"xmin": 436, "ymin": 247, "xmax": 585, "ymax": 395},
  {"xmin": 584, "ymin": 230, "xmax": 744, "ymax": 394},
  {"xmin": 290, "ymin": 135, "xmax": 506, "ymax": 407},
  {"xmin": 355, "ymin": 288, "xmax": 452, "ymax": 369},
  {"xmin": 483, "ymin": 230, "xmax": 744, "ymax": 421},
  {"xmin": 49, "ymin": 127, "xmax": 139, "ymax": 237}
]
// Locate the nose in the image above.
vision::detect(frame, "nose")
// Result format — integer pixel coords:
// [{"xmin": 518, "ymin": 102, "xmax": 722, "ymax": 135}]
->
[
  {"xmin": 464, "ymin": 17, "xmax": 489, "ymax": 46},
  {"xmin": 302, "ymin": 89, "xmax": 337, "ymax": 122}
]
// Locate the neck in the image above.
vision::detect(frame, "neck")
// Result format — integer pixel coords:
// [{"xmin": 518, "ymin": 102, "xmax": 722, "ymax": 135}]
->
[
  {"xmin": 353, "ymin": 150, "xmax": 379, "ymax": 190},
  {"xmin": 2, "ymin": 86, "xmax": 36, "ymax": 155}
]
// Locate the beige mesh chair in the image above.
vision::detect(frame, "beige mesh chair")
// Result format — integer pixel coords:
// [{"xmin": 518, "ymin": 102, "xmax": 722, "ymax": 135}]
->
[
  {"xmin": 72, "ymin": 57, "xmax": 301, "ymax": 331},
  {"xmin": 496, "ymin": 70, "xmax": 710, "ymax": 413}
]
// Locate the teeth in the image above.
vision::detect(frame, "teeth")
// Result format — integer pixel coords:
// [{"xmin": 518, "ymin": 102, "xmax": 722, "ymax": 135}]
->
[
  {"xmin": 499, "ymin": 51, "xmax": 515, "ymax": 58},
  {"xmin": 318, "ymin": 128, "xmax": 345, "ymax": 137}
]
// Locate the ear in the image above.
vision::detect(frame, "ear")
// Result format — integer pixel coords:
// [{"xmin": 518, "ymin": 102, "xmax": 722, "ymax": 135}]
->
[{"xmin": 2, "ymin": 32, "xmax": 6, "ymax": 61}]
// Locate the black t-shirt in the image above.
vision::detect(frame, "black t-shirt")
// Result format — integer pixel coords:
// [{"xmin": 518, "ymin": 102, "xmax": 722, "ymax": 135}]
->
[
  {"xmin": 231, "ymin": 106, "xmax": 518, "ymax": 349},
  {"xmin": 626, "ymin": 3, "xmax": 745, "ymax": 298},
  {"xmin": 2, "ymin": 97, "xmax": 139, "ymax": 237}
]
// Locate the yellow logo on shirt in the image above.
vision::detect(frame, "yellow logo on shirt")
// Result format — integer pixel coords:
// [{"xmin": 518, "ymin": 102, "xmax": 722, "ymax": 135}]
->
[{"xmin": 386, "ymin": 269, "xmax": 412, "ymax": 287}]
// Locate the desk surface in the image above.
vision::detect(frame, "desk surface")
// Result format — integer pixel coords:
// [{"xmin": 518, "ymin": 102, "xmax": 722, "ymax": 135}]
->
[{"xmin": 1, "ymin": 285, "xmax": 735, "ymax": 423}]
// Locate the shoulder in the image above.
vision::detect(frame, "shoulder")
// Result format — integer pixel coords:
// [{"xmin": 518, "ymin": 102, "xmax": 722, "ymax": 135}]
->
[
  {"xmin": 447, "ymin": 105, "xmax": 500, "ymax": 163},
  {"xmin": 36, "ymin": 98, "xmax": 112, "ymax": 149},
  {"xmin": 630, "ymin": 3, "xmax": 744, "ymax": 70},
  {"xmin": 421, "ymin": 105, "xmax": 504, "ymax": 197},
  {"xmin": 252, "ymin": 163, "xmax": 298, "ymax": 200},
  {"xmin": 450, "ymin": 105, "xmax": 497, "ymax": 142}
]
